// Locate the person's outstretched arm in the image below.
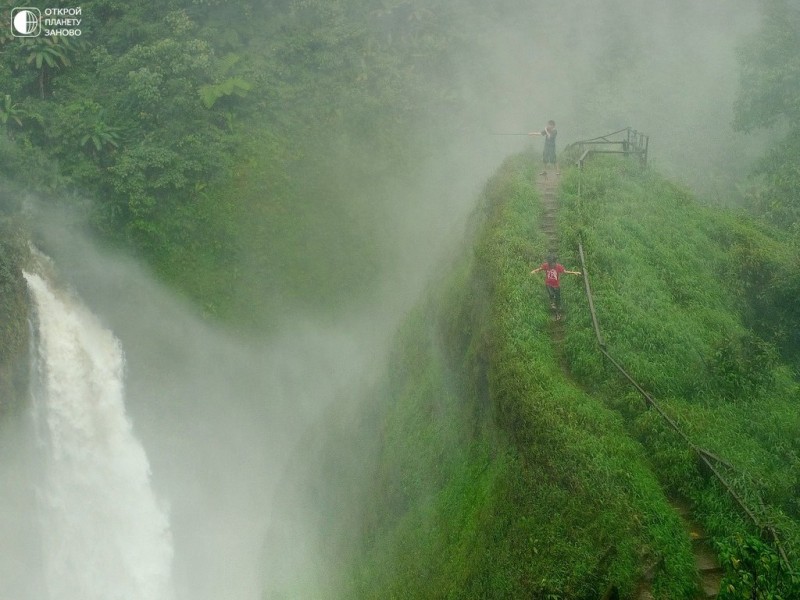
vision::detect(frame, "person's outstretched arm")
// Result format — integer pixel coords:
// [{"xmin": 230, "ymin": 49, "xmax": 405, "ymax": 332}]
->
[
  {"xmin": 530, "ymin": 267, "xmax": 543, "ymax": 274},
  {"xmin": 565, "ymin": 269, "xmax": 582, "ymax": 275}
]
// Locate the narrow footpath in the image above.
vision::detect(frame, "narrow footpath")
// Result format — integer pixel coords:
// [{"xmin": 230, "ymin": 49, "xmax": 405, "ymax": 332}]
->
[
  {"xmin": 535, "ymin": 171, "xmax": 567, "ymax": 360},
  {"xmin": 533, "ymin": 170, "xmax": 723, "ymax": 600},
  {"xmin": 675, "ymin": 502, "xmax": 725, "ymax": 599}
]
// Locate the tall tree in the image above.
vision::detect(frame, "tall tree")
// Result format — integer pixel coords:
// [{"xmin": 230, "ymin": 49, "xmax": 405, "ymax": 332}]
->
[{"xmin": 20, "ymin": 37, "xmax": 75, "ymax": 99}]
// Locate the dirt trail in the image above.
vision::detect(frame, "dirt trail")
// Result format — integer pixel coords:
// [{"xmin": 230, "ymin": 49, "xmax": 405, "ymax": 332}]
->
[{"xmin": 533, "ymin": 170, "xmax": 723, "ymax": 600}]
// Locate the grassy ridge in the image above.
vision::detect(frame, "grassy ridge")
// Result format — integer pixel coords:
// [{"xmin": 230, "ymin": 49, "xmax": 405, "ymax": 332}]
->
[
  {"xmin": 349, "ymin": 152, "xmax": 697, "ymax": 599},
  {"xmin": 557, "ymin": 156, "xmax": 800, "ymax": 596}
]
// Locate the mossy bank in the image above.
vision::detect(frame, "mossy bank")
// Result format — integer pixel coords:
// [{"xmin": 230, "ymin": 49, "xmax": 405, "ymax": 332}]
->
[{"xmin": 0, "ymin": 189, "xmax": 31, "ymax": 416}]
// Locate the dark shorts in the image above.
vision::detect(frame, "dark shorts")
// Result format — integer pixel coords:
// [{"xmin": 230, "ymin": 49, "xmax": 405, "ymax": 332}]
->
[
  {"xmin": 543, "ymin": 145, "xmax": 557, "ymax": 164},
  {"xmin": 546, "ymin": 285, "xmax": 561, "ymax": 306}
]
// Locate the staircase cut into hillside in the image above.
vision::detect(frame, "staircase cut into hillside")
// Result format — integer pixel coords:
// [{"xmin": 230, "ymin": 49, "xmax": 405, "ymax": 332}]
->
[
  {"xmin": 538, "ymin": 172, "xmax": 559, "ymax": 248},
  {"xmin": 674, "ymin": 502, "xmax": 725, "ymax": 599},
  {"xmin": 536, "ymin": 171, "xmax": 567, "ymax": 356}
]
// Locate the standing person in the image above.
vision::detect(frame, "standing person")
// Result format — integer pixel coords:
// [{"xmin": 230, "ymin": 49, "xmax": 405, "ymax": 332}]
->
[
  {"xmin": 529, "ymin": 120, "xmax": 558, "ymax": 176},
  {"xmin": 530, "ymin": 253, "xmax": 581, "ymax": 319}
]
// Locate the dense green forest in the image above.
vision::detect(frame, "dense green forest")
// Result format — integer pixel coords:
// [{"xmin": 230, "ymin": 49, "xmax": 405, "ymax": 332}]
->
[{"xmin": 2, "ymin": 0, "xmax": 526, "ymax": 328}]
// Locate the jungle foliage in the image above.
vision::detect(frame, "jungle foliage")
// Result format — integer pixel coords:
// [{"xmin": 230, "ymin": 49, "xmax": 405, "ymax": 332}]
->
[
  {"xmin": 0, "ymin": 0, "xmax": 480, "ymax": 324},
  {"xmin": 1, "ymin": 0, "xmax": 799, "ymax": 594}
]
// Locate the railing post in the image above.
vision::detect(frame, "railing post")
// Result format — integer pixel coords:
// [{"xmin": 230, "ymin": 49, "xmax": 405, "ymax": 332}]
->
[{"xmin": 577, "ymin": 241, "xmax": 605, "ymax": 348}]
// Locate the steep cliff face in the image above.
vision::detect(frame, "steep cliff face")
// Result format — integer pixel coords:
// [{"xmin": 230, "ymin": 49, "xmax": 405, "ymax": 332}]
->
[{"xmin": 0, "ymin": 219, "xmax": 29, "ymax": 415}]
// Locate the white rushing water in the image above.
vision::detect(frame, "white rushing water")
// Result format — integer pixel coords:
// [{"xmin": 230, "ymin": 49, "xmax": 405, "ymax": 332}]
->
[{"xmin": 24, "ymin": 270, "xmax": 175, "ymax": 600}]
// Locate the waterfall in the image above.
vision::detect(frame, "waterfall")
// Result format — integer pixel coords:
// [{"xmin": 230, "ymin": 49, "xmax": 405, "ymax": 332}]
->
[{"xmin": 24, "ymin": 270, "xmax": 175, "ymax": 600}]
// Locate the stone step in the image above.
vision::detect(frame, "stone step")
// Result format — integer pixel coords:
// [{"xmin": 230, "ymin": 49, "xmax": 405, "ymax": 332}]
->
[{"xmin": 699, "ymin": 570, "xmax": 723, "ymax": 598}]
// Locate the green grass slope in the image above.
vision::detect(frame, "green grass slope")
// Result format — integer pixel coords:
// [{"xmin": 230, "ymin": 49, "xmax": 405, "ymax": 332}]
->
[
  {"xmin": 557, "ymin": 156, "xmax": 800, "ymax": 597},
  {"xmin": 347, "ymin": 151, "xmax": 699, "ymax": 599}
]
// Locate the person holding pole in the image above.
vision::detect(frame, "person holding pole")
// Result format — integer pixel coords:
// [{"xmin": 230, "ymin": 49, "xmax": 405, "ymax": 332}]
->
[{"xmin": 529, "ymin": 120, "xmax": 558, "ymax": 176}]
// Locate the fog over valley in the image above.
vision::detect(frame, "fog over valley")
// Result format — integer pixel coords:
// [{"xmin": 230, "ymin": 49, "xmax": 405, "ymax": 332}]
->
[{"xmin": 0, "ymin": 1, "xmax": 797, "ymax": 598}]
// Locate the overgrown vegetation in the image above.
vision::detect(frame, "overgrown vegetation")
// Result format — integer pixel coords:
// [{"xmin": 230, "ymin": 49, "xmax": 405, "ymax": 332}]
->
[
  {"xmin": 336, "ymin": 152, "xmax": 699, "ymax": 599},
  {"xmin": 335, "ymin": 149, "xmax": 800, "ymax": 598},
  {"xmin": 557, "ymin": 154, "xmax": 800, "ymax": 598}
]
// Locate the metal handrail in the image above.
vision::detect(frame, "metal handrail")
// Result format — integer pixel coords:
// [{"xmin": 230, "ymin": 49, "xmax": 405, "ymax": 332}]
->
[{"xmin": 565, "ymin": 127, "xmax": 649, "ymax": 167}]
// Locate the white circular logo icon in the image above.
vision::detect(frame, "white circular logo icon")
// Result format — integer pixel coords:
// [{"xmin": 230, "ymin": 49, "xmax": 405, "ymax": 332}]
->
[{"xmin": 11, "ymin": 7, "xmax": 41, "ymax": 37}]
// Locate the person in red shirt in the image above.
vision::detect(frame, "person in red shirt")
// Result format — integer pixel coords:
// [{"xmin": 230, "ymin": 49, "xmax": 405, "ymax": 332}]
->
[{"xmin": 530, "ymin": 254, "xmax": 581, "ymax": 317}]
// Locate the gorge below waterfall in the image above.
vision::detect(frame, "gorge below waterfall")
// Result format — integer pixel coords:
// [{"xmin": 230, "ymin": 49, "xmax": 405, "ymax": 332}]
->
[{"xmin": 0, "ymin": 238, "xmax": 383, "ymax": 600}]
